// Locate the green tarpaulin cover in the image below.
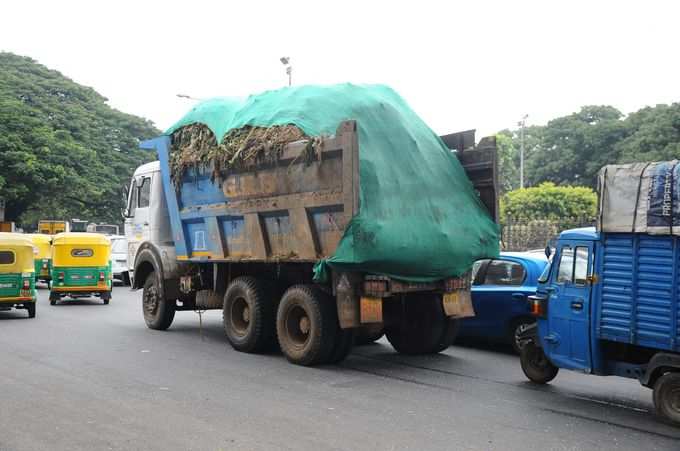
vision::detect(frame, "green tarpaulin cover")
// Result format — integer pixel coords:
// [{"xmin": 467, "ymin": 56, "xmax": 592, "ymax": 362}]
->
[{"xmin": 166, "ymin": 83, "xmax": 499, "ymax": 282}]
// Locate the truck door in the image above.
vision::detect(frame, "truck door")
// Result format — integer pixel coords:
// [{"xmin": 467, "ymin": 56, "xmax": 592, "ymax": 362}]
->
[
  {"xmin": 544, "ymin": 241, "xmax": 594, "ymax": 371},
  {"xmin": 124, "ymin": 175, "xmax": 152, "ymax": 267}
]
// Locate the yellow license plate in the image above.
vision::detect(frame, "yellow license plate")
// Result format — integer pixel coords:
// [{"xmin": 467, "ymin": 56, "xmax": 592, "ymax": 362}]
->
[
  {"xmin": 442, "ymin": 291, "xmax": 475, "ymax": 318},
  {"xmin": 360, "ymin": 296, "xmax": 383, "ymax": 323}
]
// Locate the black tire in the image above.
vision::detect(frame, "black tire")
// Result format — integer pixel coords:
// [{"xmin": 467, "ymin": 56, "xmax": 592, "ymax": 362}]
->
[
  {"xmin": 520, "ymin": 342, "xmax": 559, "ymax": 384},
  {"xmin": 223, "ymin": 277, "xmax": 276, "ymax": 353},
  {"xmin": 142, "ymin": 272, "xmax": 175, "ymax": 330},
  {"xmin": 122, "ymin": 272, "xmax": 131, "ymax": 287},
  {"xmin": 276, "ymin": 285, "xmax": 337, "ymax": 366},
  {"xmin": 327, "ymin": 327, "xmax": 354, "ymax": 364},
  {"xmin": 26, "ymin": 303, "xmax": 36, "ymax": 318},
  {"xmin": 355, "ymin": 324, "xmax": 384, "ymax": 345},
  {"xmin": 510, "ymin": 318, "xmax": 535, "ymax": 354},
  {"xmin": 432, "ymin": 318, "xmax": 460, "ymax": 353},
  {"xmin": 384, "ymin": 293, "xmax": 449, "ymax": 355},
  {"xmin": 102, "ymin": 291, "xmax": 111, "ymax": 305},
  {"xmin": 653, "ymin": 372, "xmax": 680, "ymax": 425},
  {"xmin": 49, "ymin": 291, "xmax": 58, "ymax": 306}
]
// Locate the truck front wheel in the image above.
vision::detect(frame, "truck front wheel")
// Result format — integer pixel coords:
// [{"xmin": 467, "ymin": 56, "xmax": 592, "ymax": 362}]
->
[
  {"xmin": 223, "ymin": 277, "xmax": 276, "ymax": 353},
  {"xmin": 276, "ymin": 285, "xmax": 337, "ymax": 366},
  {"xmin": 143, "ymin": 272, "xmax": 175, "ymax": 330},
  {"xmin": 520, "ymin": 342, "xmax": 559, "ymax": 384},
  {"xmin": 653, "ymin": 372, "xmax": 680, "ymax": 424}
]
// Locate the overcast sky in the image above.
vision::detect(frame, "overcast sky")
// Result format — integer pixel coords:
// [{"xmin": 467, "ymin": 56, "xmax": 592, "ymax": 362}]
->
[{"xmin": 2, "ymin": 1, "xmax": 679, "ymax": 138}]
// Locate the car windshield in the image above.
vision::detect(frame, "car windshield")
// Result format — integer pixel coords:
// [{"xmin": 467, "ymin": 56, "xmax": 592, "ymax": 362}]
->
[{"xmin": 111, "ymin": 239, "xmax": 127, "ymax": 254}]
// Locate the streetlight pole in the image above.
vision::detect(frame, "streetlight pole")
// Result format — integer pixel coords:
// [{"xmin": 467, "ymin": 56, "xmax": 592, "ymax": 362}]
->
[
  {"xmin": 280, "ymin": 57, "xmax": 292, "ymax": 86},
  {"xmin": 518, "ymin": 114, "xmax": 528, "ymax": 189}
]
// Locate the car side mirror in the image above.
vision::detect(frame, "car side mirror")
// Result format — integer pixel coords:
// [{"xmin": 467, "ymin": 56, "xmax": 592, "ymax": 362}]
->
[{"xmin": 544, "ymin": 245, "xmax": 552, "ymax": 259}]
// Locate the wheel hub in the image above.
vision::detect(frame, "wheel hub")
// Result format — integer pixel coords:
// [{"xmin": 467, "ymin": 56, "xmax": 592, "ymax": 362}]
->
[
  {"xmin": 299, "ymin": 316, "xmax": 310, "ymax": 335},
  {"xmin": 144, "ymin": 285, "xmax": 159, "ymax": 315},
  {"xmin": 230, "ymin": 297, "xmax": 251, "ymax": 336},
  {"xmin": 670, "ymin": 387, "xmax": 680, "ymax": 412}
]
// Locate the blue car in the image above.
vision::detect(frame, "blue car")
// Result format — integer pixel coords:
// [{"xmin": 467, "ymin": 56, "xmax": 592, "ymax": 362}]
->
[{"xmin": 458, "ymin": 252, "xmax": 548, "ymax": 352}]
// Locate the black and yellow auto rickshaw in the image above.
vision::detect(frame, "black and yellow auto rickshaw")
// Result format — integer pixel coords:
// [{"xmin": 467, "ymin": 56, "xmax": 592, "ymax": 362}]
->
[
  {"xmin": 49, "ymin": 233, "xmax": 112, "ymax": 305},
  {"xmin": 0, "ymin": 233, "xmax": 37, "ymax": 318}
]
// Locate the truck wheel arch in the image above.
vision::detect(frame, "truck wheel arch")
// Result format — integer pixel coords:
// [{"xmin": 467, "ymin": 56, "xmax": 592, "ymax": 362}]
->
[
  {"xmin": 640, "ymin": 353, "xmax": 680, "ymax": 388},
  {"xmin": 132, "ymin": 244, "xmax": 164, "ymax": 290}
]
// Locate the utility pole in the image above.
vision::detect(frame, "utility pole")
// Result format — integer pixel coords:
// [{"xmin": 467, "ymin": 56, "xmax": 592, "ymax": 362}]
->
[
  {"xmin": 518, "ymin": 114, "xmax": 528, "ymax": 189},
  {"xmin": 280, "ymin": 57, "xmax": 292, "ymax": 86}
]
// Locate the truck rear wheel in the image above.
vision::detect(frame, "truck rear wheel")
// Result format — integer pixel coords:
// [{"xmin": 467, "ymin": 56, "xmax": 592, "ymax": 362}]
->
[
  {"xmin": 223, "ymin": 277, "xmax": 276, "ymax": 353},
  {"xmin": 384, "ymin": 293, "xmax": 451, "ymax": 355},
  {"xmin": 520, "ymin": 342, "xmax": 559, "ymax": 384},
  {"xmin": 355, "ymin": 324, "xmax": 384, "ymax": 345},
  {"xmin": 143, "ymin": 273, "xmax": 175, "ymax": 330},
  {"xmin": 653, "ymin": 372, "xmax": 680, "ymax": 424},
  {"xmin": 276, "ymin": 285, "xmax": 337, "ymax": 366},
  {"xmin": 327, "ymin": 327, "xmax": 354, "ymax": 364}
]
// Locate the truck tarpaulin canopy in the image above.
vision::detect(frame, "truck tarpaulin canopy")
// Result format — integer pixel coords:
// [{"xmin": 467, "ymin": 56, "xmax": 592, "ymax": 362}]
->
[
  {"xmin": 166, "ymin": 83, "xmax": 499, "ymax": 282},
  {"xmin": 598, "ymin": 160, "xmax": 680, "ymax": 234}
]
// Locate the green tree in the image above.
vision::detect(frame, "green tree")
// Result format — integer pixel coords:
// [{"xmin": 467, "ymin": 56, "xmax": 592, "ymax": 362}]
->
[
  {"xmin": 0, "ymin": 53, "xmax": 159, "ymax": 228},
  {"xmin": 500, "ymin": 182, "xmax": 597, "ymax": 220},
  {"xmin": 615, "ymin": 103, "xmax": 680, "ymax": 163},
  {"xmin": 525, "ymin": 106, "xmax": 629, "ymax": 187}
]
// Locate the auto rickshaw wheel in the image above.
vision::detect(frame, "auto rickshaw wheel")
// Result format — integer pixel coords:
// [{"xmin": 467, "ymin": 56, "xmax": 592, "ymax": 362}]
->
[
  {"xmin": 653, "ymin": 372, "xmax": 680, "ymax": 425},
  {"xmin": 143, "ymin": 272, "xmax": 175, "ymax": 330},
  {"xmin": 520, "ymin": 342, "xmax": 559, "ymax": 384},
  {"xmin": 26, "ymin": 302, "xmax": 36, "ymax": 318}
]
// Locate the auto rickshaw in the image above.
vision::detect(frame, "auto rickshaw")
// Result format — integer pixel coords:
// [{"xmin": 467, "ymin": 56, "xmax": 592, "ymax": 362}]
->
[
  {"xmin": 29, "ymin": 233, "xmax": 52, "ymax": 288},
  {"xmin": 49, "ymin": 232, "xmax": 112, "ymax": 305},
  {"xmin": 0, "ymin": 233, "xmax": 37, "ymax": 318}
]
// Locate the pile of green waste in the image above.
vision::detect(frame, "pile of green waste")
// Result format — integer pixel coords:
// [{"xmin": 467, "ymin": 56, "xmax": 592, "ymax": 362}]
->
[
  {"xmin": 169, "ymin": 123, "xmax": 311, "ymax": 185},
  {"xmin": 166, "ymin": 83, "xmax": 499, "ymax": 282}
]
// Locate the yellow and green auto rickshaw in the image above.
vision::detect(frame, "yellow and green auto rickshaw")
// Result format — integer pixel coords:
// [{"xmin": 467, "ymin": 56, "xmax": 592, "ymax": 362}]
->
[
  {"xmin": 29, "ymin": 233, "xmax": 52, "ymax": 288},
  {"xmin": 49, "ymin": 232, "xmax": 112, "ymax": 305},
  {"xmin": 0, "ymin": 233, "xmax": 37, "ymax": 318}
]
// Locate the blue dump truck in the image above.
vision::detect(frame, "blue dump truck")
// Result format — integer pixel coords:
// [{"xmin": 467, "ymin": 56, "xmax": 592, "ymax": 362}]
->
[
  {"xmin": 520, "ymin": 161, "xmax": 680, "ymax": 424},
  {"xmin": 124, "ymin": 84, "xmax": 499, "ymax": 366}
]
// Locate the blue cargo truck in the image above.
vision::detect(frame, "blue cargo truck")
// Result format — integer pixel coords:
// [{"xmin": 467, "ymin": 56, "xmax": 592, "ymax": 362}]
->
[
  {"xmin": 520, "ymin": 226, "xmax": 680, "ymax": 424},
  {"xmin": 124, "ymin": 108, "xmax": 498, "ymax": 367}
]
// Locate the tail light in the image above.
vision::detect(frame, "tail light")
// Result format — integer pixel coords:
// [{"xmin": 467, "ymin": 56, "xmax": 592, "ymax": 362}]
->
[
  {"xmin": 22, "ymin": 279, "xmax": 30, "ymax": 289},
  {"xmin": 58, "ymin": 272, "xmax": 65, "ymax": 280},
  {"xmin": 529, "ymin": 295, "xmax": 547, "ymax": 318},
  {"xmin": 99, "ymin": 271, "xmax": 105, "ymax": 281}
]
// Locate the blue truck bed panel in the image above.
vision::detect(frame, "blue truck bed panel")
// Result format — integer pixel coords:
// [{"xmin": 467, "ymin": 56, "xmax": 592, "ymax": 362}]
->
[
  {"xmin": 142, "ymin": 121, "xmax": 360, "ymax": 263},
  {"xmin": 596, "ymin": 233, "xmax": 680, "ymax": 351}
]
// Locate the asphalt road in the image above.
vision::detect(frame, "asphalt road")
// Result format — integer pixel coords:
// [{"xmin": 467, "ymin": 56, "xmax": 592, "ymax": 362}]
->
[{"xmin": 1, "ymin": 285, "xmax": 679, "ymax": 451}]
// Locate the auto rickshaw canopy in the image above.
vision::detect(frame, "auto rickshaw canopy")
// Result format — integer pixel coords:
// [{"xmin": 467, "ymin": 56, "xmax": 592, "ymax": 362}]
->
[
  {"xmin": 52, "ymin": 233, "xmax": 111, "ymax": 267},
  {"xmin": 0, "ymin": 233, "xmax": 37, "ymax": 274},
  {"xmin": 29, "ymin": 233, "xmax": 52, "ymax": 259}
]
